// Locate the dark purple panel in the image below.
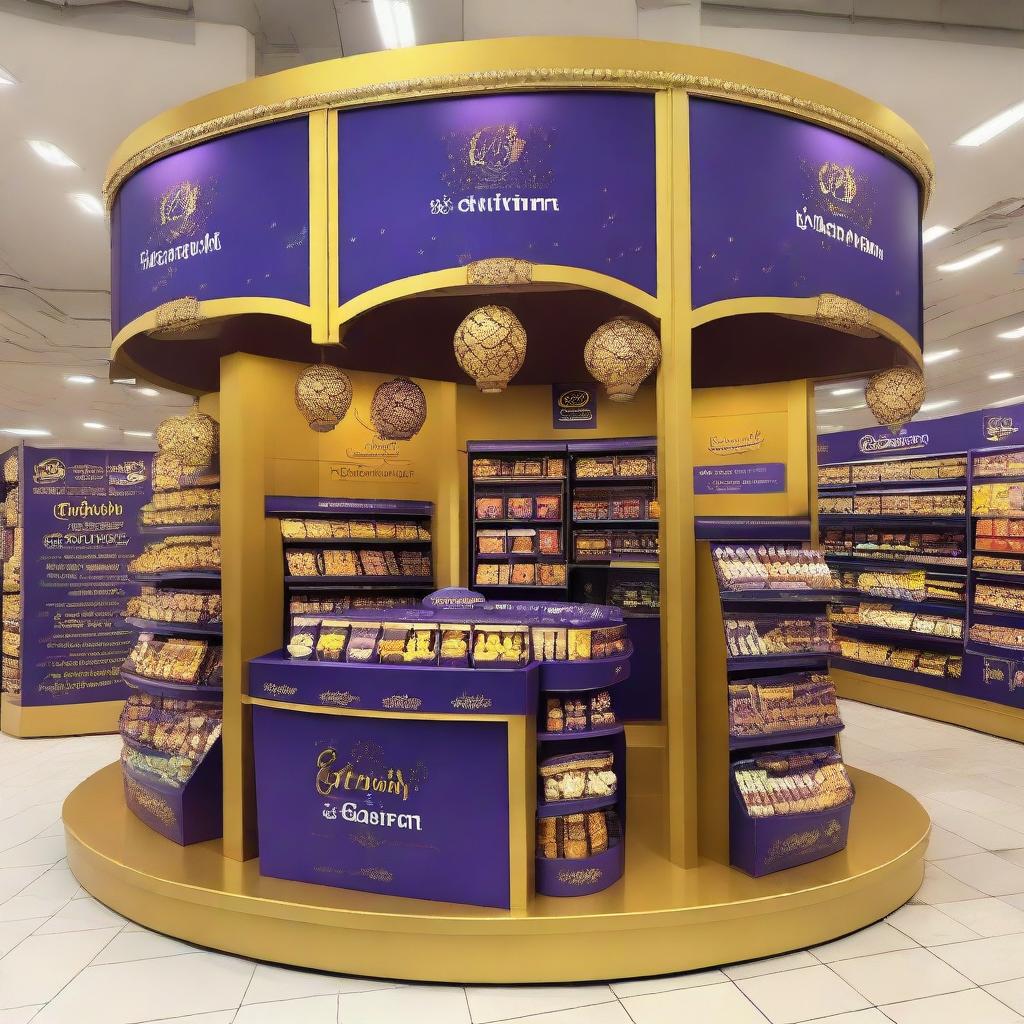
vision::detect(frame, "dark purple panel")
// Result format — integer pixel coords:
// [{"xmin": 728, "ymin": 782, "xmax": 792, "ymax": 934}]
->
[
  {"xmin": 694, "ymin": 463, "xmax": 786, "ymax": 495},
  {"xmin": 690, "ymin": 99, "xmax": 922, "ymax": 343},
  {"xmin": 112, "ymin": 118, "xmax": 310, "ymax": 333},
  {"xmin": 338, "ymin": 92, "xmax": 656, "ymax": 302},
  {"xmin": 615, "ymin": 616, "xmax": 661, "ymax": 721},
  {"xmin": 817, "ymin": 411, "xmax": 982, "ymax": 464},
  {"xmin": 552, "ymin": 384, "xmax": 598, "ymax": 430},
  {"xmin": 21, "ymin": 448, "xmax": 152, "ymax": 707},
  {"xmin": 694, "ymin": 517, "xmax": 811, "ymax": 542},
  {"xmin": 264, "ymin": 495, "xmax": 433, "ymax": 517},
  {"xmin": 253, "ymin": 704, "xmax": 511, "ymax": 908}
]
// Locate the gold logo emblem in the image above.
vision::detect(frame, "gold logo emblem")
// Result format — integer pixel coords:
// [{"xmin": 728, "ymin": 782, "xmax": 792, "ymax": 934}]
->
[
  {"xmin": 159, "ymin": 181, "xmax": 200, "ymax": 238},
  {"xmin": 468, "ymin": 125, "xmax": 526, "ymax": 171},
  {"xmin": 33, "ymin": 458, "xmax": 65, "ymax": 484},
  {"xmin": 818, "ymin": 162, "xmax": 857, "ymax": 206},
  {"xmin": 707, "ymin": 430, "xmax": 764, "ymax": 456}
]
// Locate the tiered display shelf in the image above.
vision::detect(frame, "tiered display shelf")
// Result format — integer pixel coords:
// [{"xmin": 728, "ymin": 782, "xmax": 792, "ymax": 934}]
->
[{"xmin": 1, "ymin": 447, "xmax": 20, "ymax": 705}]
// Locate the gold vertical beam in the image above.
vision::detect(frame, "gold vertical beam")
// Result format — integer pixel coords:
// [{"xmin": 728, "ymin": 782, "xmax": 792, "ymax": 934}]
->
[
  {"xmin": 326, "ymin": 109, "xmax": 341, "ymax": 343},
  {"xmin": 657, "ymin": 88, "xmax": 698, "ymax": 867},
  {"xmin": 308, "ymin": 110, "xmax": 330, "ymax": 346},
  {"xmin": 506, "ymin": 715, "xmax": 536, "ymax": 912},
  {"xmin": 785, "ymin": 379, "xmax": 811, "ymax": 517}
]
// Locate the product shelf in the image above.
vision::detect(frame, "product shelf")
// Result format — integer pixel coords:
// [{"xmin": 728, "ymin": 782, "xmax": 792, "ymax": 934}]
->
[
  {"xmin": 139, "ymin": 522, "xmax": 220, "ymax": 537},
  {"xmin": 571, "ymin": 474, "xmax": 658, "ymax": 484},
  {"xmin": 130, "ymin": 571, "xmax": 222, "ymax": 585},
  {"xmin": 824, "ymin": 554, "xmax": 967, "ymax": 574},
  {"xmin": 830, "ymin": 656, "xmax": 957, "ymax": 690},
  {"xmin": 832, "ymin": 621, "xmax": 963, "ymax": 649},
  {"xmin": 474, "ymin": 518, "xmax": 563, "ymax": 527},
  {"xmin": 819, "ymin": 515, "xmax": 966, "ymax": 529},
  {"xmin": 284, "ymin": 575, "xmax": 434, "ymax": 588},
  {"xmin": 125, "ymin": 617, "xmax": 223, "ymax": 638},
  {"xmin": 572, "ymin": 519, "xmax": 659, "ymax": 527},
  {"xmin": 569, "ymin": 559, "xmax": 660, "ymax": 569},
  {"xmin": 539, "ymin": 647, "xmax": 632, "ymax": 692},
  {"xmin": 280, "ymin": 537, "xmax": 432, "ymax": 547},
  {"xmin": 970, "ymin": 605, "xmax": 1024, "ymax": 628},
  {"xmin": 817, "ymin": 478, "xmax": 966, "ymax": 492},
  {"xmin": 536, "ymin": 793, "xmax": 617, "ymax": 819},
  {"xmin": 726, "ymin": 653, "xmax": 831, "ymax": 673},
  {"xmin": 537, "ymin": 723, "xmax": 625, "ymax": 743},
  {"xmin": 719, "ymin": 589, "xmax": 840, "ymax": 604},
  {"xmin": 836, "ymin": 596, "xmax": 964, "ymax": 617},
  {"xmin": 472, "ymin": 476, "xmax": 566, "ymax": 485},
  {"xmin": 972, "ymin": 475, "xmax": 1024, "ymax": 485},
  {"xmin": 966, "ymin": 640, "xmax": 1024, "ymax": 661},
  {"xmin": 475, "ymin": 552, "xmax": 565, "ymax": 562},
  {"xmin": 121, "ymin": 669, "xmax": 224, "ymax": 703},
  {"xmin": 728, "ymin": 723, "xmax": 844, "ymax": 751},
  {"xmin": 972, "ymin": 567, "xmax": 1024, "ymax": 583}
]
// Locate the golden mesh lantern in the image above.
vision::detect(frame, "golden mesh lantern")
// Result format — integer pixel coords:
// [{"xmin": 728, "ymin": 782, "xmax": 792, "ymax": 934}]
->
[
  {"xmin": 294, "ymin": 365, "xmax": 353, "ymax": 433},
  {"xmin": 584, "ymin": 317, "xmax": 661, "ymax": 401},
  {"xmin": 865, "ymin": 366, "xmax": 926, "ymax": 431},
  {"xmin": 370, "ymin": 377, "xmax": 427, "ymax": 441},
  {"xmin": 155, "ymin": 406, "xmax": 219, "ymax": 467},
  {"xmin": 453, "ymin": 305, "xmax": 526, "ymax": 393}
]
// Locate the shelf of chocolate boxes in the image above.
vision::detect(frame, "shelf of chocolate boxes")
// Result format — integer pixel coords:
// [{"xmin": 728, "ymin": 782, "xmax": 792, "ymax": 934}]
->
[
  {"xmin": 474, "ymin": 489, "xmax": 566, "ymax": 588},
  {"xmin": 817, "ymin": 455, "xmax": 968, "ymax": 487},
  {"xmin": 821, "ymin": 526, "xmax": 967, "ymax": 569},
  {"xmin": 1, "ymin": 450, "xmax": 19, "ymax": 697}
]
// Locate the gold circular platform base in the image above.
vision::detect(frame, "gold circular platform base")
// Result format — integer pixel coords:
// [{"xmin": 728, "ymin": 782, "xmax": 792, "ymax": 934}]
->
[
  {"xmin": 2, "ymin": 695, "xmax": 122, "ymax": 738},
  {"xmin": 64, "ymin": 764, "xmax": 927, "ymax": 983}
]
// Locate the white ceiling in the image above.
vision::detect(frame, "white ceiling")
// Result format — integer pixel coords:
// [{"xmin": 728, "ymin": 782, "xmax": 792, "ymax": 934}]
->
[{"xmin": 1, "ymin": 0, "xmax": 1023, "ymax": 446}]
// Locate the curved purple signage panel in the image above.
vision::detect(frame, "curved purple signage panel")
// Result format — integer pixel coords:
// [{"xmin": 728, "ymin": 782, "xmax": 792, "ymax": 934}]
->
[
  {"xmin": 690, "ymin": 99, "xmax": 922, "ymax": 344},
  {"xmin": 338, "ymin": 91, "xmax": 657, "ymax": 303},
  {"xmin": 111, "ymin": 118, "xmax": 311, "ymax": 334}
]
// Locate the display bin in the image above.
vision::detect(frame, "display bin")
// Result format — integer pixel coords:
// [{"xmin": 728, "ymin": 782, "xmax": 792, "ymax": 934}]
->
[
  {"xmin": 535, "ymin": 831, "xmax": 625, "ymax": 897},
  {"xmin": 121, "ymin": 736, "xmax": 223, "ymax": 846}
]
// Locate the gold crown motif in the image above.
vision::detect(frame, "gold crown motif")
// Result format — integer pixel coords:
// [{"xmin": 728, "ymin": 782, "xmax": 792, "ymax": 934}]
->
[{"xmin": 160, "ymin": 181, "xmax": 199, "ymax": 225}]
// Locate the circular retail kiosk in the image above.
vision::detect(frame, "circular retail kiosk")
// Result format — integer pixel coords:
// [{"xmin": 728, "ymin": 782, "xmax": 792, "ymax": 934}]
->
[{"xmin": 64, "ymin": 37, "xmax": 931, "ymax": 983}]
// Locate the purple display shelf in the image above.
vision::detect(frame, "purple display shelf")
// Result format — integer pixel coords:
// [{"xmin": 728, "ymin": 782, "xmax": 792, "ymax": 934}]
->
[
  {"xmin": 820, "ymin": 515, "xmax": 966, "ymax": 529},
  {"xmin": 281, "ymin": 537, "xmax": 431, "ymax": 547},
  {"xmin": 727, "ymin": 653, "xmax": 830, "ymax": 673},
  {"xmin": 719, "ymin": 589, "xmax": 839, "ymax": 604},
  {"xmin": 470, "ymin": 440, "xmax": 568, "ymax": 454},
  {"xmin": 728, "ymin": 723, "xmax": 844, "ymax": 751},
  {"xmin": 126, "ymin": 616, "xmax": 222, "ymax": 638},
  {"xmin": 975, "ymin": 514, "xmax": 1024, "ymax": 521},
  {"xmin": 535, "ymin": 841, "xmax": 624, "ymax": 897},
  {"xmin": 695, "ymin": 517, "xmax": 811, "ymax": 542},
  {"xmin": 834, "ymin": 622, "xmax": 963, "ymax": 649},
  {"xmin": 131, "ymin": 571, "xmax": 221, "ymax": 584},
  {"xmin": 249, "ymin": 651, "xmax": 539, "ymax": 716},
  {"xmin": 830, "ymin": 656, "xmax": 955, "ymax": 693},
  {"xmin": 474, "ymin": 518, "xmax": 563, "ymax": 527},
  {"xmin": 139, "ymin": 522, "xmax": 220, "ymax": 537},
  {"xmin": 476, "ymin": 552, "xmax": 564, "ymax": 562},
  {"xmin": 840, "ymin": 596, "xmax": 964, "ymax": 617},
  {"xmin": 265, "ymin": 495, "xmax": 433, "ymax": 518},
  {"xmin": 122, "ymin": 669, "xmax": 223, "ymax": 703},
  {"xmin": 476, "ymin": 583, "xmax": 568, "ymax": 590},
  {"xmin": 971, "ymin": 606, "xmax": 1024, "ymax": 627},
  {"xmin": 973, "ymin": 475, "xmax": 1024, "ymax": 485},
  {"xmin": 967, "ymin": 640, "xmax": 1024, "ymax": 661},
  {"xmin": 973, "ymin": 567, "xmax": 1024, "ymax": 583},
  {"xmin": 570, "ymin": 557, "xmax": 660, "ymax": 567},
  {"xmin": 473, "ymin": 477, "xmax": 566, "ymax": 486},
  {"xmin": 537, "ymin": 793, "xmax": 617, "ymax": 819},
  {"xmin": 121, "ymin": 737, "xmax": 223, "ymax": 846},
  {"xmin": 538, "ymin": 723, "xmax": 625, "ymax": 743},
  {"xmin": 572, "ymin": 519, "xmax": 658, "ymax": 526},
  {"xmin": 572, "ymin": 474, "xmax": 657, "ymax": 484},
  {"xmin": 825, "ymin": 554, "xmax": 968, "ymax": 574},
  {"xmin": 538, "ymin": 647, "xmax": 632, "ymax": 693},
  {"xmin": 568, "ymin": 437, "xmax": 655, "ymax": 454},
  {"xmin": 284, "ymin": 575, "xmax": 434, "ymax": 588},
  {"xmin": 818, "ymin": 478, "xmax": 967, "ymax": 492}
]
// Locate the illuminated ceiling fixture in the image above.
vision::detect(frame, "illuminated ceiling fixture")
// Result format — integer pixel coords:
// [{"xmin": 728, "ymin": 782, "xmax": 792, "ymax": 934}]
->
[
  {"xmin": 816, "ymin": 408, "xmax": 847, "ymax": 414},
  {"xmin": 956, "ymin": 101, "xmax": 1024, "ymax": 147},
  {"xmin": 922, "ymin": 225, "xmax": 951, "ymax": 244},
  {"xmin": 923, "ymin": 348, "xmax": 959, "ymax": 364},
  {"xmin": 136, "ymin": 387, "xmax": 160, "ymax": 397},
  {"xmin": 124, "ymin": 430, "xmax": 153, "ymax": 438},
  {"xmin": 83, "ymin": 422, "xmax": 106, "ymax": 430},
  {"xmin": 998, "ymin": 325, "xmax": 1024, "ymax": 340},
  {"xmin": 990, "ymin": 371, "xmax": 1015, "ymax": 381},
  {"xmin": 919, "ymin": 399, "xmax": 958, "ymax": 413},
  {"xmin": 65, "ymin": 374, "xmax": 95, "ymax": 385},
  {"xmin": 0, "ymin": 64, "xmax": 16, "ymax": 87},
  {"xmin": 991, "ymin": 394, "xmax": 1024, "ymax": 408},
  {"xmin": 1, "ymin": 427, "xmax": 50, "ymax": 437},
  {"xmin": 936, "ymin": 245, "xmax": 1003, "ymax": 272},
  {"xmin": 373, "ymin": 0, "xmax": 415, "ymax": 49},
  {"xmin": 69, "ymin": 193, "xmax": 103, "ymax": 216},
  {"xmin": 831, "ymin": 387, "xmax": 858, "ymax": 396},
  {"xmin": 27, "ymin": 139, "xmax": 78, "ymax": 168}
]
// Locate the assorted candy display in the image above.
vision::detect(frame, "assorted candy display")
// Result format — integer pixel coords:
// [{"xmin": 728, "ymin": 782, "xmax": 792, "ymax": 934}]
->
[
  {"xmin": 832, "ymin": 568, "xmax": 964, "ymax": 604},
  {"xmin": 821, "ymin": 527, "xmax": 966, "ymax": 566},
  {"xmin": 572, "ymin": 488, "xmax": 657, "ymax": 521},
  {"xmin": 537, "ymin": 808, "xmax": 620, "ymax": 859},
  {"xmin": 540, "ymin": 750, "xmax": 617, "ymax": 803},
  {"xmin": 575, "ymin": 455, "xmax": 655, "ymax": 478},
  {"xmin": 974, "ymin": 452, "xmax": 1024, "ymax": 478},
  {"xmin": 713, "ymin": 545, "xmax": 834, "ymax": 591},
  {"xmin": 972, "ymin": 483, "xmax": 1024, "ymax": 517},
  {"xmin": 129, "ymin": 536, "xmax": 221, "ymax": 575},
  {"xmin": 733, "ymin": 748, "xmax": 853, "ymax": 817},
  {"xmin": 280, "ymin": 518, "xmax": 430, "ymax": 541},
  {"xmin": 817, "ymin": 456, "xmax": 965, "ymax": 486},
  {"xmin": 126, "ymin": 587, "xmax": 222, "ymax": 626},
  {"xmin": 975, "ymin": 519, "xmax": 1024, "ymax": 554},
  {"xmin": 724, "ymin": 616, "xmax": 836, "ymax": 658},
  {"xmin": 819, "ymin": 492, "xmax": 965, "ymax": 516},
  {"xmin": 829, "ymin": 602, "xmax": 963, "ymax": 639},
  {"xmin": 837, "ymin": 637, "xmax": 962, "ymax": 678},
  {"xmin": 472, "ymin": 456, "xmax": 566, "ymax": 479},
  {"xmin": 969, "ymin": 623, "xmax": 1024, "ymax": 651},
  {"xmin": 728, "ymin": 673, "xmax": 842, "ymax": 738},
  {"xmin": 286, "ymin": 547, "xmax": 431, "ymax": 578},
  {"xmin": 974, "ymin": 582, "xmax": 1024, "ymax": 614},
  {"xmin": 544, "ymin": 690, "xmax": 615, "ymax": 732},
  {"xmin": 125, "ymin": 635, "xmax": 223, "ymax": 687}
]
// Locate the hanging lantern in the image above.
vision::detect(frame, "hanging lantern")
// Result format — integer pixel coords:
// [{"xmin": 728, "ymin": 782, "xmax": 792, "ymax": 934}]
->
[
  {"xmin": 294, "ymin": 365, "xmax": 353, "ymax": 433},
  {"xmin": 865, "ymin": 366, "xmax": 926, "ymax": 431},
  {"xmin": 155, "ymin": 406, "xmax": 219, "ymax": 467},
  {"xmin": 370, "ymin": 377, "xmax": 427, "ymax": 441},
  {"xmin": 453, "ymin": 305, "xmax": 527, "ymax": 393},
  {"xmin": 584, "ymin": 317, "xmax": 661, "ymax": 402}
]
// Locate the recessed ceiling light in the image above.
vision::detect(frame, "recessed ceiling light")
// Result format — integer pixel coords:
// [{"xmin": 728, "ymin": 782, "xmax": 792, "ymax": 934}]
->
[
  {"xmin": 373, "ymin": 0, "xmax": 415, "ymax": 49},
  {"xmin": 923, "ymin": 348, "xmax": 959, "ymax": 364},
  {"xmin": 847, "ymin": 403, "xmax": 867, "ymax": 410},
  {"xmin": 1, "ymin": 427, "xmax": 50, "ymax": 437},
  {"xmin": 123, "ymin": 430, "xmax": 153, "ymax": 438},
  {"xmin": 990, "ymin": 394, "xmax": 1024, "ymax": 408},
  {"xmin": 989, "ymin": 371, "xmax": 1015, "ymax": 381},
  {"xmin": 0, "ymin": 64, "xmax": 16, "ymax": 87},
  {"xmin": 82, "ymin": 422, "xmax": 106, "ymax": 430},
  {"xmin": 136, "ymin": 387, "xmax": 160, "ymax": 397},
  {"xmin": 936, "ymin": 245, "xmax": 1003, "ymax": 272},
  {"xmin": 112, "ymin": 377, "xmax": 137, "ymax": 385},
  {"xmin": 831, "ymin": 388, "xmax": 858, "ymax": 396},
  {"xmin": 69, "ymin": 193, "xmax": 103, "ymax": 217},
  {"xmin": 817, "ymin": 425, "xmax": 845, "ymax": 433},
  {"xmin": 816, "ymin": 407, "xmax": 847, "ymax": 414},
  {"xmin": 27, "ymin": 139, "xmax": 77, "ymax": 168},
  {"xmin": 956, "ymin": 101, "xmax": 1024, "ymax": 147},
  {"xmin": 998, "ymin": 326, "xmax": 1024, "ymax": 340},
  {"xmin": 919, "ymin": 399, "xmax": 959, "ymax": 412},
  {"xmin": 65, "ymin": 374, "xmax": 95, "ymax": 385},
  {"xmin": 922, "ymin": 225, "xmax": 951, "ymax": 244}
]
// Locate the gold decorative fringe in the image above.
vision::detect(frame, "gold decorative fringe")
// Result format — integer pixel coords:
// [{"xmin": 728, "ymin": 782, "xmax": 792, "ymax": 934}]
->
[
  {"xmin": 466, "ymin": 258, "xmax": 534, "ymax": 286},
  {"xmin": 815, "ymin": 293, "xmax": 874, "ymax": 337},
  {"xmin": 152, "ymin": 297, "xmax": 204, "ymax": 337}
]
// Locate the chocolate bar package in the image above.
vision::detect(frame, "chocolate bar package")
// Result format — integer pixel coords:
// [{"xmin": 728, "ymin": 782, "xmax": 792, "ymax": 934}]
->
[{"xmin": 438, "ymin": 624, "xmax": 471, "ymax": 667}]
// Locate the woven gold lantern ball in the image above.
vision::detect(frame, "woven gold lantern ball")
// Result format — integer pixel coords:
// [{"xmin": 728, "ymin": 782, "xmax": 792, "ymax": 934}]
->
[
  {"xmin": 155, "ymin": 408, "xmax": 219, "ymax": 467},
  {"xmin": 294, "ymin": 365, "xmax": 353, "ymax": 433},
  {"xmin": 584, "ymin": 317, "xmax": 661, "ymax": 402},
  {"xmin": 370, "ymin": 377, "xmax": 427, "ymax": 441},
  {"xmin": 453, "ymin": 305, "xmax": 527, "ymax": 393},
  {"xmin": 865, "ymin": 366, "xmax": 926, "ymax": 431}
]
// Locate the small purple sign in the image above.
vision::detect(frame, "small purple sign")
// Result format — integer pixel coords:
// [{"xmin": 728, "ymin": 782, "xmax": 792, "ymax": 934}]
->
[
  {"xmin": 111, "ymin": 118, "xmax": 310, "ymax": 334},
  {"xmin": 552, "ymin": 384, "xmax": 598, "ymax": 430},
  {"xmin": 694, "ymin": 463, "xmax": 786, "ymax": 495},
  {"xmin": 338, "ymin": 92, "xmax": 656, "ymax": 303},
  {"xmin": 20, "ymin": 448, "xmax": 152, "ymax": 707},
  {"xmin": 690, "ymin": 99, "xmax": 922, "ymax": 343},
  {"xmin": 253, "ymin": 704, "xmax": 512, "ymax": 908}
]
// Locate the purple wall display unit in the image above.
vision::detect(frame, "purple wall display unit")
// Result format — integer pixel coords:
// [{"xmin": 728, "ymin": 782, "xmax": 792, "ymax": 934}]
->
[
  {"xmin": 690, "ymin": 98, "xmax": 922, "ymax": 344},
  {"xmin": 17, "ymin": 447, "xmax": 152, "ymax": 708},
  {"xmin": 337, "ymin": 91, "xmax": 657, "ymax": 303},
  {"xmin": 111, "ymin": 117, "xmax": 310, "ymax": 335}
]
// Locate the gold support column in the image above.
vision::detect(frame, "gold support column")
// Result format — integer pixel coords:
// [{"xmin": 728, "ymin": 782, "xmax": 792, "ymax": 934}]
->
[{"xmin": 658, "ymin": 88, "xmax": 698, "ymax": 867}]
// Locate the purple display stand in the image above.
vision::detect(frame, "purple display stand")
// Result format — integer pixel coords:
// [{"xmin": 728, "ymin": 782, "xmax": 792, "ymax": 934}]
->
[
  {"xmin": 121, "ymin": 736, "xmax": 223, "ymax": 846},
  {"xmin": 535, "ymin": 841, "xmax": 625, "ymax": 898}
]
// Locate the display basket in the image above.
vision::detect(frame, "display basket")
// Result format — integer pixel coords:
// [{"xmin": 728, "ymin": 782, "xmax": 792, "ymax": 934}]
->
[{"xmin": 535, "ymin": 810, "xmax": 625, "ymax": 897}]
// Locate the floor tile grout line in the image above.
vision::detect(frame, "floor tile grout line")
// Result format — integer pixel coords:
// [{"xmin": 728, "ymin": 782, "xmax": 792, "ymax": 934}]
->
[
  {"xmin": 728, "ymin": 977, "xmax": 773, "ymax": 1022},
  {"xmin": 463, "ymin": 989, "xmax": 620, "ymax": 1024}
]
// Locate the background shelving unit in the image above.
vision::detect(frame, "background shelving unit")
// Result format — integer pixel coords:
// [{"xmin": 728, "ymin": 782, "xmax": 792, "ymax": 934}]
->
[{"xmin": 1, "ymin": 446, "xmax": 20, "ymax": 706}]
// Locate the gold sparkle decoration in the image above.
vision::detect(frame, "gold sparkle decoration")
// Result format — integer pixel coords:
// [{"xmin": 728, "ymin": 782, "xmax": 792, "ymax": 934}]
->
[
  {"xmin": 814, "ymin": 293, "xmax": 874, "ymax": 337},
  {"xmin": 466, "ymin": 257, "xmax": 534, "ymax": 286},
  {"xmin": 369, "ymin": 377, "xmax": 427, "ymax": 440},
  {"xmin": 453, "ymin": 305, "xmax": 527, "ymax": 394},
  {"xmin": 124, "ymin": 776, "xmax": 177, "ymax": 829},
  {"xmin": 156, "ymin": 406, "xmax": 219, "ymax": 468},
  {"xmin": 865, "ymin": 366, "xmax": 925, "ymax": 431},
  {"xmin": 3, "ymin": 453, "xmax": 17, "ymax": 485},
  {"xmin": 558, "ymin": 867, "xmax": 603, "ymax": 886},
  {"xmin": 294, "ymin": 365, "xmax": 353, "ymax": 433},
  {"xmin": 584, "ymin": 317, "xmax": 661, "ymax": 401},
  {"xmin": 152, "ymin": 297, "xmax": 203, "ymax": 337}
]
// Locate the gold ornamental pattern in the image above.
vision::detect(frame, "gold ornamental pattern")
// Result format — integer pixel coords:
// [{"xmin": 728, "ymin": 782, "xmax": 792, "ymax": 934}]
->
[
  {"xmin": 466, "ymin": 258, "xmax": 534, "ymax": 286},
  {"xmin": 152, "ymin": 297, "xmax": 204, "ymax": 336}
]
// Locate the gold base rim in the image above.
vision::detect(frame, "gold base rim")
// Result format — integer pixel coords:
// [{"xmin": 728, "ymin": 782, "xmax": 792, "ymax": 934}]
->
[
  {"xmin": 1, "ymin": 695, "xmax": 123, "ymax": 738},
  {"xmin": 64, "ymin": 764, "xmax": 927, "ymax": 983}
]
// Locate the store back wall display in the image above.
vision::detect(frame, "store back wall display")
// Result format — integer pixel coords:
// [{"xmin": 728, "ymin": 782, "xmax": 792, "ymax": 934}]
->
[{"xmin": 690, "ymin": 99, "xmax": 922, "ymax": 344}]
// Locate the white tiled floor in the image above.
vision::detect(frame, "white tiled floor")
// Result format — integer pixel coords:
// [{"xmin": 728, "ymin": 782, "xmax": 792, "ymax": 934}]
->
[{"xmin": 4, "ymin": 700, "xmax": 1024, "ymax": 1022}]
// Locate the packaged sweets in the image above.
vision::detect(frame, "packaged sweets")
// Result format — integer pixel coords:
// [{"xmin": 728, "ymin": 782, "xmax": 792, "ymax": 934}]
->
[
  {"xmin": 475, "ymin": 497, "xmax": 504, "ymax": 520},
  {"xmin": 151, "ymin": 487, "xmax": 221, "ymax": 511},
  {"xmin": 535, "ymin": 495, "xmax": 562, "ymax": 521},
  {"xmin": 472, "ymin": 458, "xmax": 503, "ymax": 479},
  {"xmin": 713, "ymin": 545, "xmax": 834, "ymax": 591},
  {"xmin": 532, "ymin": 626, "xmax": 567, "ymax": 661},
  {"xmin": 130, "ymin": 538, "xmax": 221, "ymax": 575},
  {"xmin": 359, "ymin": 550, "xmax": 388, "ymax": 576},
  {"xmin": 383, "ymin": 550, "xmax": 401, "ymax": 575},
  {"xmin": 969, "ymin": 623, "xmax": 1024, "ymax": 650},
  {"xmin": 126, "ymin": 635, "xmax": 213, "ymax": 685},
  {"xmin": 617, "ymin": 455, "xmax": 655, "ymax": 477},
  {"xmin": 376, "ymin": 624, "xmax": 410, "ymax": 663},
  {"xmin": 538, "ymin": 562, "xmax": 567, "ymax": 587},
  {"xmin": 438, "ymin": 625, "xmax": 471, "ymax": 667},
  {"xmin": 513, "ymin": 459, "xmax": 544, "ymax": 477},
  {"xmin": 476, "ymin": 564, "xmax": 500, "ymax": 586},
  {"xmin": 2, "ymin": 452, "xmax": 16, "ymax": 484},
  {"xmin": 507, "ymin": 497, "xmax": 534, "ymax": 520},
  {"xmin": 537, "ymin": 808, "xmax": 619, "ymax": 859},
  {"xmin": 120, "ymin": 693, "xmax": 222, "ymax": 761},
  {"xmin": 350, "ymin": 520, "xmax": 375, "ymax": 539},
  {"xmin": 141, "ymin": 505, "xmax": 219, "ymax": 528},
  {"xmin": 510, "ymin": 562, "xmax": 536, "ymax": 585},
  {"xmin": 567, "ymin": 628, "xmax": 593, "ymax": 660},
  {"xmin": 400, "ymin": 624, "xmax": 439, "ymax": 664},
  {"xmin": 544, "ymin": 690, "xmax": 615, "ymax": 732},
  {"xmin": 540, "ymin": 751, "xmax": 617, "ymax": 802},
  {"xmin": 121, "ymin": 745, "xmax": 195, "ymax": 788},
  {"xmin": 345, "ymin": 624, "xmax": 381, "ymax": 663},
  {"xmin": 733, "ymin": 748, "xmax": 853, "ymax": 817},
  {"xmin": 508, "ymin": 529, "xmax": 535, "ymax": 553},
  {"xmin": 728, "ymin": 673, "xmax": 841, "ymax": 737},
  {"xmin": 591, "ymin": 624, "xmax": 628, "ymax": 659},
  {"xmin": 538, "ymin": 529, "xmax": 561, "ymax": 554},
  {"xmin": 315, "ymin": 621, "xmax": 351, "ymax": 662},
  {"xmin": 285, "ymin": 550, "xmax": 320, "ymax": 577},
  {"xmin": 287, "ymin": 617, "xmax": 319, "ymax": 657},
  {"xmin": 322, "ymin": 549, "xmax": 359, "ymax": 576},
  {"xmin": 545, "ymin": 457, "xmax": 566, "ymax": 478},
  {"xmin": 397, "ymin": 550, "xmax": 431, "ymax": 576},
  {"xmin": 575, "ymin": 457, "xmax": 615, "ymax": 478},
  {"xmin": 472, "ymin": 624, "xmax": 529, "ymax": 665},
  {"xmin": 477, "ymin": 530, "xmax": 506, "ymax": 554},
  {"xmin": 126, "ymin": 588, "xmax": 222, "ymax": 626}
]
